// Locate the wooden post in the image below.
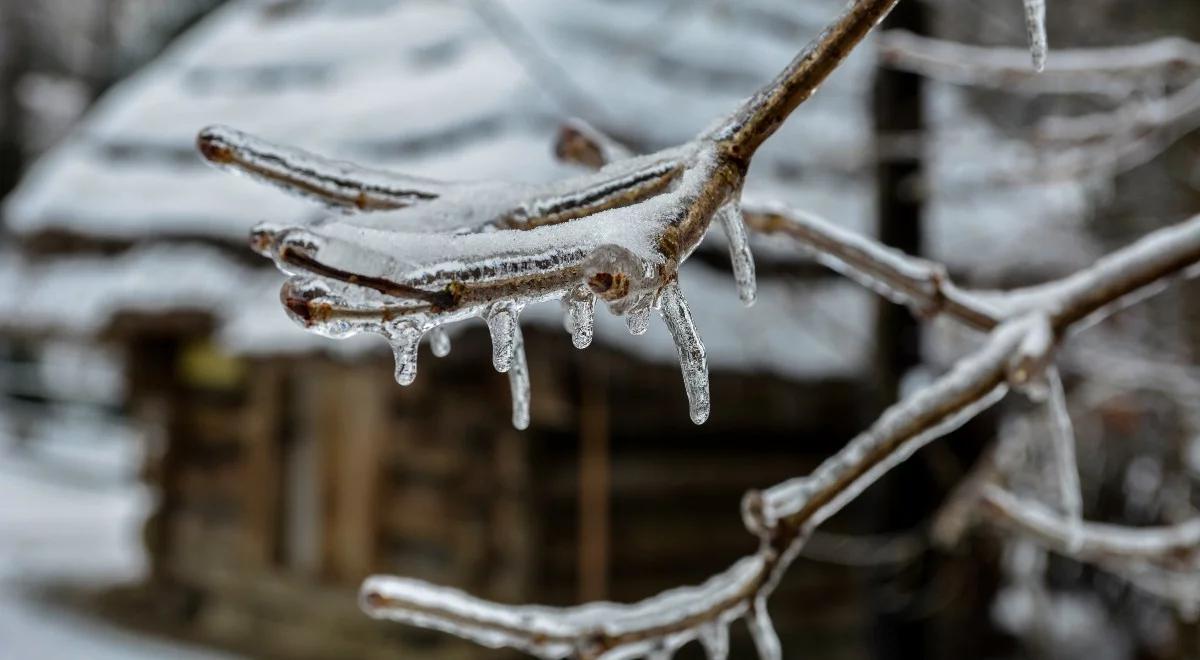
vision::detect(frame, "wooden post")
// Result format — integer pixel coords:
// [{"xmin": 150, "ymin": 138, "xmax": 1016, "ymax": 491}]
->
[
  {"xmin": 870, "ymin": 3, "xmax": 933, "ymax": 659},
  {"xmin": 316, "ymin": 362, "xmax": 386, "ymax": 583},
  {"xmin": 240, "ymin": 362, "xmax": 284, "ymax": 567}
]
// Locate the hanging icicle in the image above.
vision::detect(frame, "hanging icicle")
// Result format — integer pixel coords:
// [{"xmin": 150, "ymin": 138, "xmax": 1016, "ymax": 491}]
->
[
  {"xmin": 429, "ymin": 326, "xmax": 452, "ymax": 358},
  {"xmin": 1023, "ymin": 0, "xmax": 1048, "ymax": 72},
  {"xmin": 658, "ymin": 280, "xmax": 710, "ymax": 425},
  {"xmin": 387, "ymin": 321, "xmax": 423, "ymax": 386},
  {"xmin": 564, "ymin": 286, "xmax": 596, "ymax": 349},
  {"xmin": 508, "ymin": 324, "xmax": 531, "ymax": 430},
  {"xmin": 717, "ymin": 202, "xmax": 757, "ymax": 306},
  {"xmin": 485, "ymin": 302, "xmax": 522, "ymax": 373}
]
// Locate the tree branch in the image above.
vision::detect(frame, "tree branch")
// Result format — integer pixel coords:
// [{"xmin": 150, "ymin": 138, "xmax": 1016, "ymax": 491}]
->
[
  {"xmin": 880, "ymin": 30, "xmax": 1200, "ymax": 96},
  {"xmin": 741, "ymin": 202, "xmax": 1001, "ymax": 330},
  {"xmin": 361, "ymin": 212, "xmax": 1200, "ymax": 656},
  {"xmin": 712, "ymin": 0, "xmax": 902, "ymax": 161},
  {"xmin": 981, "ymin": 485, "xmax": 1200, "ymax": 567}
]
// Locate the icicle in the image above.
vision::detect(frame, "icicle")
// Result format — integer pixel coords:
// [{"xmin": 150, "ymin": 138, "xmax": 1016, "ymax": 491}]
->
[
  {"xmin": 646, "ymin": 644, "xmax": 673, "ymax": 660},
  {"xmin": 1023, "ymin": 0, "xmax": 1048, "ymax": 72},
  {"xmin": 564, "ymin": 286, "xmax": 596, "ymax": 349},
  {"xmin": 1045, "ymin": 366, "xmax": 1083, "ymax": 550},
  {"xmin": 717, "ymin": 203, "xmax": 757, "ymax": 306},
  {"xmin": 429, "ymin": 327, "xmax": 452, "ymax": 358},
  {"xmin": 698, "ymin": 623, "xmax": 730, "ymax": 660},
  {"xmin": 485, "ymin": 302, "xmax": 521, "ymax": 373},
  {"xmin": 658, "ymin": 280, "xmax": 710, "ymax": 425},
  {"xmin": 387, "ymin": 321, "xmax": 423, "ymax": 386},
  {"xmin": 626, "ymin": 294, "xmax": 653, "ymax": 336},
  {"xmin": 508, "ymin": 324, "xmax": 531, "ymax": 430},
  {"xmin": 745, "ymin": 599, "xmax": 781, "ymax": 660}
]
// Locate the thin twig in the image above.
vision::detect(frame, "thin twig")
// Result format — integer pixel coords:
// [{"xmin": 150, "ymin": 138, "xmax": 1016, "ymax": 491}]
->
[{"xmin": 981, "ymin": 486, "xmax": 1200, "ymax": 567}]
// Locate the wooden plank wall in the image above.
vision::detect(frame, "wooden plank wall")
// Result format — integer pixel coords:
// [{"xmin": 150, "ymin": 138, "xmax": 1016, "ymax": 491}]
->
[{"xmin": 137, "ymin": 327, "xmax": 878, "ymax": 659}]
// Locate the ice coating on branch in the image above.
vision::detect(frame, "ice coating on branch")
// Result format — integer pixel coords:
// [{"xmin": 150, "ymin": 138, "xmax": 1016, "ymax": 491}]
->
[
  {"xmin": 745, "ymin": 600, "xmax": 782, "ymax": 660},
  {"xmin": 698, "ymin": 622, "xmax": 730, "ymax": 660},
  {"xmin": 1007, "ymin": 314, "xmax": 1054, "ymax": 399},
  {"xmin": 388, "ymin": 321, "xmax": 423, "ymax": 386},
  {"xmin": 430, "ymin": 326, "xmax": 452, "ymax": 358},
  {"xmin": 486, "ymin": 302, "xmax": 522, "ymax": 373},
  {"xmin": 1023, "ymin": 0, "xmax": 1048, "ymax": 72},
  {"xmin": 360, "ymin": 553, "xmax": 768, "ymax": 659},
  {"xmin": 269, "ymin": 208, "xmax": 666, "ymax": 302},
  {"xmin": 982, "ymin": 486, "xmax": 1200, "ymax": 562},
  {"xmin": 249, "ymin": 166, "xmax": 728, "ymax": 429},
  {"xmin": 658, "ymin": 280, "xmax": 710, "ymax": 425},
  {"xmin": 752, "ymin": 318, "xmax": 1036, "ymax": 533},
  {"xmin": 203, "ymin": 124, "xmax": 689, "ymax": 234},
  {"xmin": 564, "ymin": 286, "xmax": 596, "ymax": 349},
  {"xmin": 1045, "ymin": 367, "xmax": 1083, "ymax": 546},
  {"xmin": 716, "ymin": 202, "xmax": 757, "ymax": 306},
  {"xmin": 508, "ymin": 324, "xmax": 531, "ymax": 430},
  {"xmin": 197, "ymin": 125, "xmax": 444, "ymax": 211},
  {"xmin": 744, "ymin": 201, "xmax": 949, "ymax": 312}
]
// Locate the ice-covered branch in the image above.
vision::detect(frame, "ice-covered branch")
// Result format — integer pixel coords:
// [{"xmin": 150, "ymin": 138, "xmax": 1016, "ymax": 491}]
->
[
  {"xmin": 981, "ymin": 486, "xmax": 1200, "ymax": 567},
  {"xmin": 362, "ymin": 554, "xmax": 770, "ymax": 660},
  {"xmin": 358, "ymin": 214, "xmax": 1200, "ymax": 657},
  {"xmin": 208, "ymin": 2, "xmax": 917, "ymax": 430},
  {"xmin": 1032, "ymin": 76, "xmax": 1200, "ymax": 149},
  {"xmin": 741, "ymin": 202, "xmax": 1001, "ymax": 330},
  {"xmin": 555, "ymin": 119, "xmax": 635, "ymax": 169},
  {"xmin": 712, "ymin": 0, "xmax": 902, "ymax": 160},
  {"xmin": 197, "ymin": 125, "xmax": 447, "ymax": 212},
  {"xmin": 879, "ymin": 31, "xmax": 1200, "ymax": 95},
  {"xmin": 361, "ymin": 316, "xmax": 1026, "ymax": 659},
  {"xmin": 995, "ymin": 213, "xmax": 1200, "ymax": 332}
]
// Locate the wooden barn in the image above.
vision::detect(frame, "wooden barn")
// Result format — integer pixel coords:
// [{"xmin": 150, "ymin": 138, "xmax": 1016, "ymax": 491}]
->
[{"xmin": 0, "ymin": 0, "xmax": 1105, "ymax": 658}]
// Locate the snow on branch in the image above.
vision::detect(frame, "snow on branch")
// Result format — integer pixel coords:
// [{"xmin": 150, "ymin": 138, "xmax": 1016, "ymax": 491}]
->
[{"xmin": 202, "ymin": 0, "xmax": 905, "ymax": 428}]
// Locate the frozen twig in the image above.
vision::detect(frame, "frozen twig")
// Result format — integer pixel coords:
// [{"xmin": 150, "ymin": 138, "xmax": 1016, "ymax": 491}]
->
[
  {"xmin": 741, "ymin": 202, "xmax": 1001, "ymax": 330},
  {"xmin": 880, "ymin": 31, "xmax": 1200, "ymax": 96},
  {"xmin": 197, "ymin": 125, "xmax": 446, "ymax": 212},
  {"xmin": 981, "ymin": 486, "xmax": 1200, "ymax": 567},
  {"xmin": 555, "ymin": 119, "xmax": 635, "ymax": 170}
]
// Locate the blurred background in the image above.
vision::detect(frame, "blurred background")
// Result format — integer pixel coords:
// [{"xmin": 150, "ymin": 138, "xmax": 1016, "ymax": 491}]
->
[{"xmin": 0, "ymin": 0, "xmax": 1197, "ymax": 658}]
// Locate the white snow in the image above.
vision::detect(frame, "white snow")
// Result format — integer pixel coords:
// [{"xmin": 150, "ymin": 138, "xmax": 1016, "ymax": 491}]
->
[{"xmin": 0, "ymin": 431, "xmax": 238, "ymax": 660}]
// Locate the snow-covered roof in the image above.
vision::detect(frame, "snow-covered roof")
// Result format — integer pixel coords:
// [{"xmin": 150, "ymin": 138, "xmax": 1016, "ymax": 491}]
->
[{"xmin": 0, "ymin": 0, "xmax": 1097, "ymax": 378}]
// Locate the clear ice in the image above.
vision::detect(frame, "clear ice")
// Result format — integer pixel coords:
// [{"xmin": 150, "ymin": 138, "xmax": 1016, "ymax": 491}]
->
[
  {"xmin": 430, "ymin": 326, "xmax": 452, "ymax": 358},
  {"xmin": 1023, "ymin": 0, "xmax": 1048, "ymax": 72},
  {"xmin": 716, "ymin": 202, "xmax": 757, "ymax": 306},
  {"xmin": 658, "ymin": 280, "xmax": 710, "ymax": 425}
]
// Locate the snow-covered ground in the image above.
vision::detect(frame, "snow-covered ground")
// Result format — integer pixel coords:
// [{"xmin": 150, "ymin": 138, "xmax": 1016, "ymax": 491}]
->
[{"xmin": 0, "ymin": 428, "xmax": 238, "ymax": 659}]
